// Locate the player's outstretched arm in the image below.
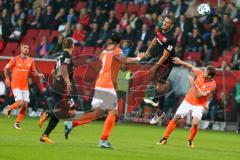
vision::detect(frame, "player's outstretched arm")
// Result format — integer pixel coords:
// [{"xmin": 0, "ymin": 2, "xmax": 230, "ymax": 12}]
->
[
  {"xmin": 115, "ymin": 52, "xmax": 145, "ymax": 64},
  {"xmin": 144, "ymin": 38, "xmax": 157, "ymax": 58},
  {"xmin": 172, "ymin": 57, "xmax": 197, "ymax": 70}
]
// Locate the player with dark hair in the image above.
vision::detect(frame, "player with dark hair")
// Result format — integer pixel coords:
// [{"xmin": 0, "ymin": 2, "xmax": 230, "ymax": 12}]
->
[
  {"xmin": 158, "ymin": 57, "xmax": 216, "ymax": 147},
  {"xmin": 63, "ymin": 33, "xmax": 145, "ymax": 148},
  {"xmin": 141, "ymin": 15, "xmax": 177, "ymax": 124},
  {"xmin": 39, "ymin": 37, "xmax": 76, "ymax": 143},
  {"xmin": 4, "ymin": 43, "xmax": 44, "ymax": 129}
]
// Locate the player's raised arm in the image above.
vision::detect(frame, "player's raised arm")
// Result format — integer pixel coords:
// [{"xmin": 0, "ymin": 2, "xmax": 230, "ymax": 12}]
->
[
  {"xmin": 114, "ymin": 52, "xmax": 145, "ymax": 64},
  {"xmin": 172, "ymin": 57, "xmax": 197, "ymax": 71},
  {"xmin": 144, "ymin": 38, "xmax": 158, "ymax": 58}
]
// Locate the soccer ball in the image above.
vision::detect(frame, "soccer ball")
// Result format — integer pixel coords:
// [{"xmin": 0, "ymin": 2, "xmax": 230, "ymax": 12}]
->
[{"xmin": 198, "ymin": 3, "xmax": 210, "ymax": 16}]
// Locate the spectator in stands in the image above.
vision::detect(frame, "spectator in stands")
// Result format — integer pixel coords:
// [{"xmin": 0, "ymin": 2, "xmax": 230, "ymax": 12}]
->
[
  {"xmin": 9, "ymin": 19, "xmax": 26, "ymax": 40},
  {"xmin": 190, "ymin": 17, "xmax": 204, "ymax": 35},
  {"xmin": 129, "ymin": 12, "xmax": 143, "ymax": 31},
  {"xmin": 71, "ymin": 23, "xmax": 86, "ymax": 45},
  {"xmin": 185, "ymin": 0, "xmax": 200, "ymax": 18},
  {"xmin": 112, "ymin": 24, "xmax": 123, "ymax": 34},
  {"xmin": 204, "ymin": 28, "xmax": 222, "ymax": 65},
  {"xmin": 39, "ymin": 5, "xmax": 54, "ymax": 29},
  {"xmin": 211, "ymin": 16, "xmax": 222, "ymax": 30},
  {"xmin": 67, "ymin": 8, "xmax": 77, "ymax": 27},
  {"xmin": 226, "ymin": 2, "xmax": 238, "ymax": 20},
  {"xmin": 84, "ymin": 23, "xmax": 99, "ymax": 46},
  {"xmin": 2, "ymin": 8, "xmax": 11, "ymax": 28},
  {"xmin": 97, "ymin": 22, "xmax": 112, "ymax": 47},
  {"xmin": 156, "ymin": 15, "xmax": 164, "ymax": 28},
  {"xmin": 176, "ymin": 15, "xmax": 190, "ymax": 34},
  {"xmin": 161, "ymin": 1, "xmax": 173, "ymax": 17},
  {"xmin": 0, "ymin": 35, "xmax": 4, "ymax": 53},
  {"xmin": 78, "ymin": 8, "xmax": 91, "ymax": 28},
  {"xmin": 49, "ymin": 35, "xmax": 63, "ymax": 57},
  {"xmin": 134, "ymin": 24, "xmax": 151, "ymax": 55},
  {"xmin": 28, "ymin": 6, "xmax": 42, "ymax": 28},
  {"xmin": 186, "ymin": 28, "xmax": 203, "ymax": 53},
  {"xmin": 60, "ymin": 22, "xmax": 73, "ymax": 38},
  {"xmin": 107, "ymin": 10, "xmax": 117, "ymax": 30},
  {"xmin": 147, "ymin": 0, "xmax": 160, "ymax": 15},
  {"xmin": 174, "ymin": 26, "xmax": 186, "ymax": 57},
  {"xmin": 222, "ymin": 13, "xmax": 233, "ymax": 50},
  {"xmin": 10, "ymin": 3, "xmax": 25, "ymax": 27},
  {"xmin": 119, "ymin": 12, "xmax": 129, "ymax": 29},
  {"xmin": 0, "ymin": 18, "xmax": 8, "ymax": 40},
  {"xmin": 221, "ymin": 60, "xmax": 231, "ymax": 70},
  {"xmin": 36, "ymin": 35, "xmax": 52, "ymax": 58},
  {"xmin": 121, "ymin": 40, "xmax": 131, "ymax": 57},
  {"xmin": 0, "ymin": 75, "xmax": 6, "ymax": 99},
  {"xmin": 91, "ymin": 6, "xmax": 106, "ymax": 26},
  {"xmin": 171, "ymin": 0, "xmax": 188, "ymax": 19},
  {"xmin": 54, "ymin": 8, "xmax": 67, "ymax": 29},
  {"xmin": 122, "ymin": 25, "xmax": 136, "ymax": 42},
  {"xmin": 231, "ymin": 45, "xmax": 240, "ymax": 70}
]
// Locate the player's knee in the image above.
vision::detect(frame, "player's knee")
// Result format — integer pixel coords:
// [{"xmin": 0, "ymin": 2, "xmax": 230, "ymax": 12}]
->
[
  {"xmin": 192, "ymin": 118, "xmax": 200, "ymax": 127},
  {"xmin": 173, "ymin": 114, "xmax": 182, "ymax": 121},
  {"xmin": 17, "ymin": 100, "xmax": 24, "ymax": 107}
]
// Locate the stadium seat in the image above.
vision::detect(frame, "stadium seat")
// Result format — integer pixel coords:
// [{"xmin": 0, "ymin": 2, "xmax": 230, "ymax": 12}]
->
[
  {"xmin": 21, "ymin": 29, "xmax": 38, "ymax": 43},
  {"xmin": 38, "ymin": 29, "xmax": 51, "ymax": 39},
  {"xmin": 139, "ymin": 4, "xmax": 147, "ymax": 15},
  {"xmin": 1, "ymin": 42, "xmax": 19, "ymax": 56},
  {"xmin": 81, "ymin": 47, "xmax": 95, "ymax": 55},
  {"xmin": 73, "ymin": 46, "xmax": 82, "ymax": 57},
  {"xmin": 127, "ymin": 4, "xmax": 140, "ymax": 14},
  {"xmin": 115, "ymin": 3, "xmax": 127, "ymax": 20},
  {"xmin": 74, "ymin": 1, "xmax": 87, "ymax": 12},
  {"xmin": 49, "ymin": 30, "xmax": 59, "ymax": 43}
]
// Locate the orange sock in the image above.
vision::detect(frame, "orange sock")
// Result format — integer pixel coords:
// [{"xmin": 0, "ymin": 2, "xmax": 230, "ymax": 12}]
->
[
  {"xmin": 72, "ymin": 120, "xmax": 92, "ymax": 127},
  {"xmin": 16, "ymin": 108, "xmax": 27, "ymax": 123},
  {"xmin": 163, "ymin": 120, "xmax": 177, "ymax": 138},
  {"xmin": 188, "ymin": 127, "xmax": 198, "ymax": 141},
  {"xmin": 100, "ymin": 113, "xmax": 116, "ymax": 141},
  {"xmin": 9, "ymin": 103, "xmax": 20, "ymax": 110}
]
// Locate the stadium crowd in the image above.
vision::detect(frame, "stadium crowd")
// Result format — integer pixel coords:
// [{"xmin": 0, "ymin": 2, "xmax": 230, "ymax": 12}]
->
[{"xmin": 0, "ymin": 0, "xmax": 240, "ymax": 131}]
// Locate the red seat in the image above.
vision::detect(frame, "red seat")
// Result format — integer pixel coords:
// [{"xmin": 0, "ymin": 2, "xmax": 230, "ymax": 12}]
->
[
  {"xmin": 127, "ymin": 4, "xmax": 140, "ymax": 14},
  {"xmin": 73, "ymin": 46, "xmax": 82, "ymax": 57},
  {"xmin": 38, "ymin": 29, "xmax": 51, "ymax": 39},
  {"xmin": 21, "ymin": 29, "xmax": 38, "ymax": 43},
  {"xmin": 2, "ymin": 42, "xmax": 19, "ymax": 56},
  {"xmin": 49, "ymin": 30, "xmax": 59, "ymax": 42},
  {"xmin": 139, "ymin": 5, "xmax": 147, "ymax": 15},
  {"xmin": 81, "ymin": 47, "xmax": 95, "ymax": 55},
  {"xmin": 115, "ymin": 3, "xmax": 127, "ymax": 20},
  {"xmin": 74, "ymin": 2, "xmax": 87, "ymax": 11}
]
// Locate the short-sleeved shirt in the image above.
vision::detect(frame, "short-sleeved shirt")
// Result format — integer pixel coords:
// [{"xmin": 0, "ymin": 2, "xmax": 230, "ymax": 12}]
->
[
  {"xmin": 6, "ymin": 56, "xmax": 36, "ymax": 90},
  {"xmin": 50, "ymin": 51, "xmax": 74, "ymax": 93},
  {"xmin": 95, "ymin": 47, "xmax": 122, "ymax": 89},
  {"xmin": 184, "ymin": 68, "xmax": 216, "ymax": 108}
]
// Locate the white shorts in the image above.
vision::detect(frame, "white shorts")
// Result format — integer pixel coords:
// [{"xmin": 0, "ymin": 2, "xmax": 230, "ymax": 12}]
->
[
  {"xmin": 91, "ymin": 87, "xmax": 118, "ymax": 110},
  {"xmin": 12, "ymin": 89, "xmax": 30, "ymax": 102},
  {"xmin": 175, "ymin": 100, "xmax": 204, "ymax": 120}
]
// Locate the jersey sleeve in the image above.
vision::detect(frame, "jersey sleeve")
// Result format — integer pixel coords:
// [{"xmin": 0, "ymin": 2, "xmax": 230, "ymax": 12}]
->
[
  {"xmin": 164, "ymin": 39, "xmax": 176, "ymax": 53},
  {"xmin": 193, "ymin": 68, "xmax": 202, "ymax": 77},
  {"xmin": 5, "ymin": 57, "xmax": 15, "ymax": 69},
  {"xmin": 30, "ymin": 60, "xmax": 37, "ymax": 72}
]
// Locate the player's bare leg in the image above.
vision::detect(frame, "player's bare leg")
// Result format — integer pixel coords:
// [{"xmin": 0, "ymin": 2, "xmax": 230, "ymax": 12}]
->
[
  {"xmin": 64, "ymin": 108, "xmax": 104, "ymax": 139},
  {"xmin": 99, "ymin": 109, "xmax": 117, "ymax": 148},
  {"xmin": 158, "ymin": 115, "xmax": 181, "ymax": 145},
  {"xmin": 188, "ymin": 117, "xmax": 200, "ymax": 148},
  {"xmin": 5, "ymin": 100, "xmax": 24, "ymax": 118}
]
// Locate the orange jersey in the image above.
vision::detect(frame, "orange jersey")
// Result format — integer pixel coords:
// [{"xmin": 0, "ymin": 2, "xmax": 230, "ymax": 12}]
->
[
  {"xmin": 95, "ymin": 47, "xmax": 122, "ymax": 89},
  {"xmin": 184, "ymin": 68, "xmax": 216, "ymax": 108},
  {"xmin": 6, "ymin": 56, "xmax": 36, "ymax": 90}
]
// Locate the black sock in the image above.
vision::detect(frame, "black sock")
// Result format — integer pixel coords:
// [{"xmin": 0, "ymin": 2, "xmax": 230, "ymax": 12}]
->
[{"xmin": 43, "ymin": 117, "xmax": 59, "ymax": 136}]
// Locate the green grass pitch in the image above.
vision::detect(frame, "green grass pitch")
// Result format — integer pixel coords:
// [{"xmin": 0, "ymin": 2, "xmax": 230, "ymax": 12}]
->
[{"xmin": 0, "ymin": 117, "xmax": 239, "ymax": 160}]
